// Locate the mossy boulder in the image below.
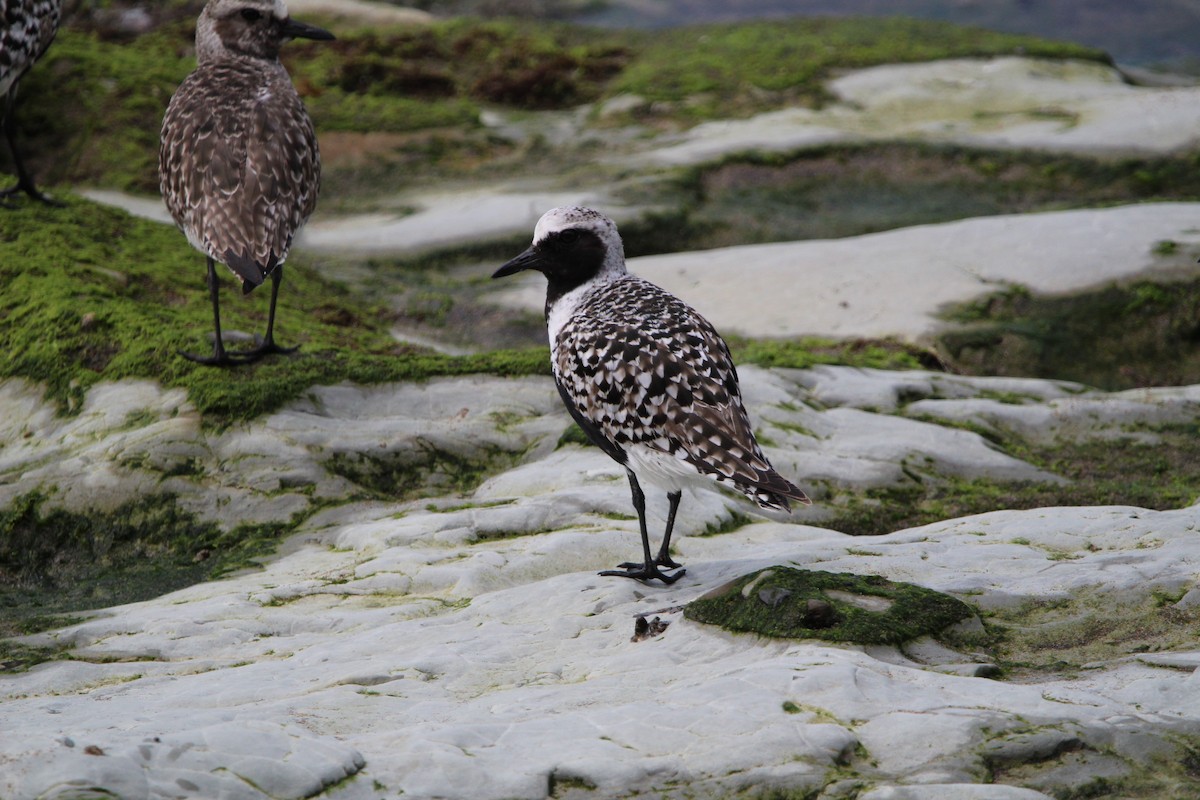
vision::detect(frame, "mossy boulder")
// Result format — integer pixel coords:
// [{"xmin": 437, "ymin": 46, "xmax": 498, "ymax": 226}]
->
[{"xmin": 685, "ymin": 566, "xmax": 974, "ymax": 644}]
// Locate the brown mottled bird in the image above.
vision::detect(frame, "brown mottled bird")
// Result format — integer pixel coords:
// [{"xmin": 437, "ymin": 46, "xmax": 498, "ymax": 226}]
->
[
  {"xmin": 160, "ymin": 0, "xmax": 333, "ymax": 366},
  {"xmin": 493, "ymin": 207, "xmax": 811, "ymax": 585},
  {"xmin": 0, "ymin": 0, "xmax": 64, "ymax": 204}
]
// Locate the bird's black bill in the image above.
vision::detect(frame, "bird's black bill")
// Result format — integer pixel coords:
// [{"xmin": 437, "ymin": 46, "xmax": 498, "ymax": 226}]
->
[
  {"xmin": 492, "ymin": 246, "xmax": 542, "ymax": 279},
  {"xmin": 283, "ymin": 18, "xmax": 335, "ymax": 41}
]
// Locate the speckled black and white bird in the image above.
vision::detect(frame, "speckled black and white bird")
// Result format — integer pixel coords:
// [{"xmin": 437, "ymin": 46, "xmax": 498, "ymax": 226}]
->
[
  {"xmin": 494, "ymin": 207, "xmax": 811, "ymax": 584},
  {"xmin": 0, "ymin": 0, "xmax": 64, "ymax": 205},
  {"xmin": 160, "ymin": 0, "xmax": 333, "ymax": 366}
]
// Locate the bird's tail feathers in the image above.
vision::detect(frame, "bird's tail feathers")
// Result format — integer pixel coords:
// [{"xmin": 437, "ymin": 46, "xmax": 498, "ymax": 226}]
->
[
  {"xmin": 223, "ymin": 249, "xmax": 279, "ymax": 294},
  {"xmin": 745, "ymin": 470, "xmax": 811, "ymax": 512}
]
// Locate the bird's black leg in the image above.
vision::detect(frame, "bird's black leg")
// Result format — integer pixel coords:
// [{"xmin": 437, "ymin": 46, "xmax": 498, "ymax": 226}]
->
[
  {"xmin": 655, "ymin": 490, "xmax": 684, "ymax": 569},
  {"xmin": 0, "ymin": 90, "xmax": 63, "ymax": 207},
  {"xmin": 181, "ymin": 257, "xmax": 245, "ymax": 366},
  {"xmin": 601, "ymin": 470, "xmax": 685, "ymax": 585},
  {"xmin": 235, "ymin": 266, "xmax": 299, "ymax": 361},
  {"xmin": 619, "ymin": 489, "xmax": 684, "ymax": 570}
]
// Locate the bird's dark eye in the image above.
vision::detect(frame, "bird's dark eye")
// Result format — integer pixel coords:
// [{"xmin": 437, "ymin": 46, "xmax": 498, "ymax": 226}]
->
[
  {"xmin": 240, "ymin": 8, "xmax": 263, "ymax": 21},
  {"xmin": 558, "ymin": 230, "xmax": 580, "ymax": 245}
]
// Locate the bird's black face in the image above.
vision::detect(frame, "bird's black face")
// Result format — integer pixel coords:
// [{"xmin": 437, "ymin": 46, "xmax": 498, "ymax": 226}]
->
[{"xmin": 492, "ymin": 228, "xmax": 607, "ymax": 300}]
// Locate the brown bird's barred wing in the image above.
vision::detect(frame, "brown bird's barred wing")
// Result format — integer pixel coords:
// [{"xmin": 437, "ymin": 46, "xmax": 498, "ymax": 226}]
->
[
  {"xmin": 160, "ymin": 61, "xmax": 320, "ymax": 291},
  {"xmin": 555, "ymin": 278, "xmax": 809, "ymax": 510}
]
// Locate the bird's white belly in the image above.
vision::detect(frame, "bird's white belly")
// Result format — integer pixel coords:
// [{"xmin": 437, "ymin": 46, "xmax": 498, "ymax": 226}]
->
[{"xmin": 625, "ymin": 443, "xmax": 713, "ymax": 494}]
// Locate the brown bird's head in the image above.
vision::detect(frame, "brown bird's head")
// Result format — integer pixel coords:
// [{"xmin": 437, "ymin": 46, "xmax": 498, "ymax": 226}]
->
[{"xmin": 196, "ymin": 0, "xmax": 334, "ymax": 63}]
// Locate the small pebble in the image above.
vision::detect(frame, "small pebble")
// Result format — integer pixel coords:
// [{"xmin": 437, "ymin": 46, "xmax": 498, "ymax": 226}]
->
[
  {"xmin": 804, "ymin": 599, "xmax": 836, "ymax": 628},
  {"xmin": 758, "ymin": 587, "xmax": 791, "ymax": 607}
]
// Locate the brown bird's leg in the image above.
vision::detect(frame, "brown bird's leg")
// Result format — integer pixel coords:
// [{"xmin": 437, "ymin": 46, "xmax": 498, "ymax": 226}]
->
[
  {"xmin": 181, "ymin": 256, "xmax": 243, "ymax": 366},
  {"xmin": 0, "ymin": 90, "xmax": 63, "ymax": 207},
  {"xmin": 236, "ymin": 265, "xmax": 298, "ymax": 361},
  {"xmin": 601, "ymin": 470, "xmax": 685, "ymax": 585}
]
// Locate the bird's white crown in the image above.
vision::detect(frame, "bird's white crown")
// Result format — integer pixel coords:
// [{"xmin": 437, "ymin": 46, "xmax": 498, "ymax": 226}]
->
[
  {"xmin": 204, "ymin": 0, "xmax": 288, "ymax": 21},
  {"xmin": 533, "ymin": 206, "xmax": 627, "ymax": 278},
  {"xmin": 197, "ymin": 0, "xmax": 290, "ymax": 62}
]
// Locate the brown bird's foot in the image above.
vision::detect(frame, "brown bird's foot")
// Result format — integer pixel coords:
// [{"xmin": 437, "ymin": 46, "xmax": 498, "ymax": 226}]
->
[
  {"xmin": 179, "ymin": 349, "xmax": 257, "ymax": 367},
  {"xmin": 600, "ymin": 563, "xmax": 686, "ymax": 585},
  {"xmin": 234, "ymin": 339, "xmax": 300, "ymax": 361},
  {"xmin": 0, "ymin": 182, "xmax": 64, "ymax": 208},
  {"xmin": 179, "ymin": 339, "xmax": 298, "ymax": 367}
]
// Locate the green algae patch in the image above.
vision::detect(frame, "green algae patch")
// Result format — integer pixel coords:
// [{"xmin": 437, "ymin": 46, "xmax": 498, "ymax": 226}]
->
[
  {"xmin": 650, "ymin": 145, "xmax": 1200, "ymax": 253},
  {"xmin": 611, "ymin": 17, "xmax": 1108, "ymax": 121},
  {"xmin": 684, "ymin": 567, "xmax": 974, "ymax": 644},
  {"xmin": 730, "ymin": 335, "xmax": 939, "ymax": 372},
  {"xmin": 986, "ymin": 587, "xmax": 1200, "ymax": 678},
  {"xmin": 0, "ymin": 490, "xmax": 298, "ymax": 640},
  {"xmin": 325, "ymin": 441, "xmax": 527, "ymax": 501},
  {"xmin": 938, "ymin": 276, "xmax": 1200, "ymax": 391},
  {"xmin": 0, "ymin": 196, "xmax": 549, "ymax": 424},
  {"xmin": 823, "ymin": 420, "xmax": 1200, "ymax": 538},
  {"xmin": 290, "ymin": 18, "xmax": 630, "ymax": 114},
  {"xmin": 12, "ymin": 15, "xmax": 1111, "ymax": 193},
  {"xmin": 0, "ymin": 637, "xmax": 75, "ymax": 674}
]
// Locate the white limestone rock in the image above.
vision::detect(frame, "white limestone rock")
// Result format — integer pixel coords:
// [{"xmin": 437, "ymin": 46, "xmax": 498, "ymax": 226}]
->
[
  {"xmin": 3, "ymin": 368, "xmax": 1200, "ymax": 799},
  {"xmin": 489, "ymin": 203, "xmax": 1200, "ymax": 343},
  {"xmin": 638, "ymin": 58, "xmax": 1200, "ymax": 166},
  {"xmin": 17, "ymin": 721, "xmax": 364, "ymax": 800},
  {"xmin": 0, "ymin": 376, "xmax": 567, "ymax": 529}
]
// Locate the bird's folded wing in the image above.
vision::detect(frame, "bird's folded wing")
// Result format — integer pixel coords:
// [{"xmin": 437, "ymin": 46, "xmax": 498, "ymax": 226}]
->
[{"xmin": 556, "ymin": 317, "xmax": 771, "ymax": 486}]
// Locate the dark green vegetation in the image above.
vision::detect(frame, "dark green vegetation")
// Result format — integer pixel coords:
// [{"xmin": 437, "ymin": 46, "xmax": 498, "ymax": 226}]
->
[
  {"xmin": 939, "ymin": 277, "xmax": 1200, "ymax": 391},
  {"xmin": 608, "ymin": 17, "xmax": 1107, "ymax": 122},
  {"xmin": 986, "ymin": 587, "xmax": 1200, "ymax": 680},
  {"xmin": 7, "ymin": 15, "xmax": 1107, "ymax": 193},
  {"xmin": 685, "ymin": 566, "xmax": 973, "ymax": 643},
  {"xmin": 0, "ymin": 196, "xmax": 947, "ymax": 421},
  {"xmin": 826, "ymin": 423, "xmax": 1200, "ymax": 538},
  {"xmin": 572, "ymin": 0, "xmax": 1200, "ymax": 73},
  {"xmin": 729, "ymin": 335, "xmax": 940, "ymax": 372},
  {"xmin": 620, "ymin": 144, "xmax": 1200, "ymax": 251},
  {"xmin": 326, "ymin": 441, "xmax": 527, "ymax": 500},
  {"xmin": 0, "ymin": 198, "xmax": 550, "ymax": 423},
  {"xmin": 0, "ymin": 491, "xmax": 287, "ymax": 643}
]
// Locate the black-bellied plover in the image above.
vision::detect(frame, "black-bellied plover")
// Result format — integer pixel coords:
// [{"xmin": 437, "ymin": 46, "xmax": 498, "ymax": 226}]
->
[
  {"xmin": 160, "ymin": 0, "xmax": 333, "ymax": 366},
  {"xmin": 493, "ymin": 207, "xmax": 810, "ymax": 584},
  {"xmin": 0, "ymin": 0, "xmax": 64, "ymax": 205}
]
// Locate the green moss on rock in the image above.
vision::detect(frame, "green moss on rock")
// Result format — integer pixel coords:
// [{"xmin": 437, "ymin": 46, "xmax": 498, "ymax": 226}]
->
[
  {"xmin": 729, "ymin": 334, "xmax": 940, "ymax": 372},
  {"xmin": 0, "ymin": 491, "xmax": 296, "ymax": 639},
  {"xmin": 325, "ymin": 441, "xmax": 525, "ymax": 501},
  {"xmin": 10, "ymin": 15, "xmax": 1112, "ymax": 192},
  {"xmin": 938, "ymin": 277, "xmax": 1200, "ymax": 391},
  {"xmin": 685, "ymin": 566, "xmax": 974, "ymax": 644},
  {"xmin": 0, "ymin": 196, "xmax": 550, "ymax": 424},
  {"xmin": 612, "ymin": 17, "xmax": 1109, "ymax": 120}
]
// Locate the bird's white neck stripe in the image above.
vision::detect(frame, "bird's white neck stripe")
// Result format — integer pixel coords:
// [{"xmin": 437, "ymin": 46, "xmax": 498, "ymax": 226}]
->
[{"xmin": 546, "ymin": 281, "xmax": 596, "ymax": 347}]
